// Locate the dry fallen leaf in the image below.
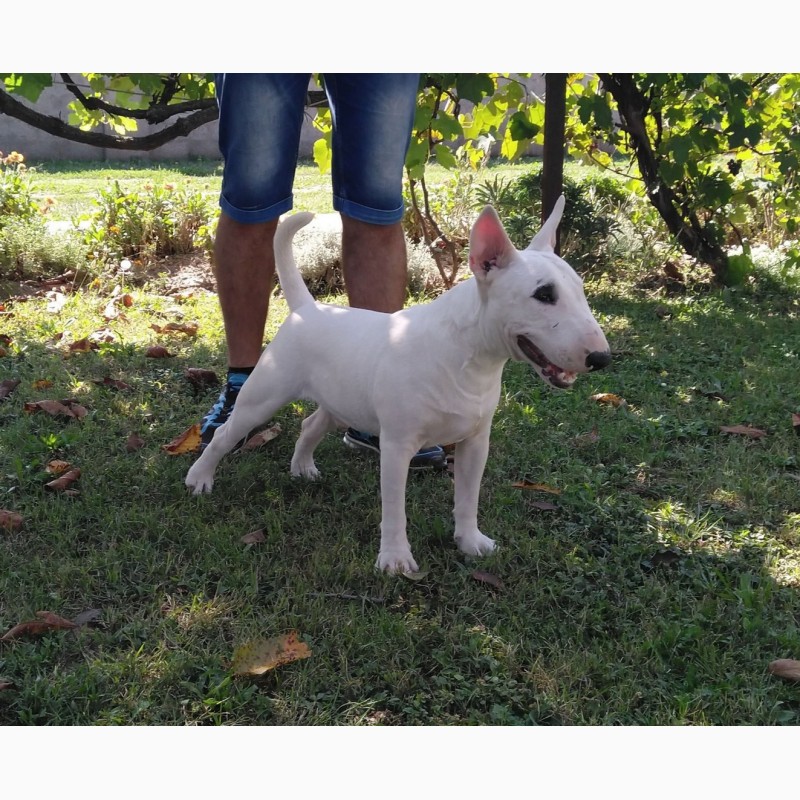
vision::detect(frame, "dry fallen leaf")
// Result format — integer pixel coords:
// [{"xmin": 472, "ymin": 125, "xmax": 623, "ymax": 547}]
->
[
  {"xmin": 511, "ymin": 479, "xmax": 561, "ymax": 495},
  {"xmin": 146, "ymin": 345, "xmax": 175, "ymax": 359},
  {"xmin": 1, "ymin": 611, "xmax": 78, "ymax": 641},
  {"xmin": 71, "ymin": 609, "xmax": 103, "ymax": 628},
  {"xmin": 151, "ymin": 322, "xmax": 198, "ymax": 337},
  {"xmin": 93, "ymin": 376, "xmax": 133, "ymax": 391},
  {"xmin": 243, "ymin": 424, "xmax": 282, "ymax": 450},
  {"xmin": 531, "ymin": 500, "xmax": 559, "ymax": 511},
  {"xmin": 0, "ymin": 680, "xmax": 15, "ymax": 692},
  {"xmin": 241, "ymin": 529, "xmax": 266, "ymax": 545},
  {"xmin": 590, "ymin": 392, "xmax": 627, "ymax": 408},
  {"xmin": 32, "ymin": 379, "xmax": 53, "ymax": 390},
  {"xmin": 67, "ymin": 337, "xmax": 99, "ymax": 353},
  {"xmin": 792, "ymin": 413, "xmax": 800, "ymax": 436},
  {"xmin": 162, "ymin": 424, "xmax": 201, "ymax": 455},
  {"xmin": 185, "ymin": 368, "xmax": 220, "ymax": 391},
  {"xmin": 0, "ymin": 510, "xmax": 23, "ymax": 531},
  {"xmin": 89, "ymin": 328, "xmax": 116, "ymax": 344},
  {"xmin": 45, "ymin": 468, "xmax": 81, "ymax": 492},
  {"xmin": 471, "ymin": 570, "xmax": 505, "ymax": 591},
  {"xmin": 24, "ymin": 399, "xmax": 87, "ymax": 420},
  {"xmin": 0, "ymin": 379, "xmax": 20, "ymax": 400},
  {"xmin": 768, "ymin": 659, "xmax": 800, "ymax": 681},
  {"xmin": 231, "ymin": 632, "xmax": 311, "ymax": 676},
  {"xmin": 46, "ymin": 460, "xmax": 72, "ymax": 475},
  {"xmin": 126, "ymin": 432, "xmax": 145, "ymax": 452},
  {"xmin": 720, "ymin": 425, "xmax": 767, "ymax": 439},
  {"xmin": 35, "ymin": 611, "xmax": 78, "ymax": 630}
]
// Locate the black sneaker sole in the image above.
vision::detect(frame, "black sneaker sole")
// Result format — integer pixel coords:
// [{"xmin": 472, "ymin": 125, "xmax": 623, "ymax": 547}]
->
[{"xmin": 343, "ymin": 430, "xmax": 447, "ymax": 470}]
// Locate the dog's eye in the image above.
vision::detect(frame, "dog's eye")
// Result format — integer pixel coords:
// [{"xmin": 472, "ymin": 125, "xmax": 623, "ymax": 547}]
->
[{"xmin": 532, "ymin": 283, "xmax": 557, "ymax": 304}]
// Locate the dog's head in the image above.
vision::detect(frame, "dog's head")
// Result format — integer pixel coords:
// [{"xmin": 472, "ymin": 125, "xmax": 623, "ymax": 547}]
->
[{"xmin": 468, "ymin": 197, "xmax": 611, "ymax": 389}]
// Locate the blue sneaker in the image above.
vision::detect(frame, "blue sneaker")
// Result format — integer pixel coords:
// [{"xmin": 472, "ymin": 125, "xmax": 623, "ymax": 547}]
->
[
  {"xmin": 343, "ymin": 428, "xmax": 447, "ymax": 470},
  {"xmin": 199, "ymin": 372, "xmax": 248, "ymax": 450}
]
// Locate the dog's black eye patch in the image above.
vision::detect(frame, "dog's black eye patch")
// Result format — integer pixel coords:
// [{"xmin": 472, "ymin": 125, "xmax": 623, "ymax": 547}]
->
[{"xmin": 532, "ymin": 283, "xmax": 557, "ymax": 304}]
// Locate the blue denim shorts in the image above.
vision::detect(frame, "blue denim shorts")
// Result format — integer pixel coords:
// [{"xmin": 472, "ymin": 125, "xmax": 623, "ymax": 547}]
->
[{"xmin": 215, "ymin": 73, "xmax": 419, "ymax": 225}]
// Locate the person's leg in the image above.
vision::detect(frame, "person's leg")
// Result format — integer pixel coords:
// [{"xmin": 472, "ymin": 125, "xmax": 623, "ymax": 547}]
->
[
  {"xmin": 201, "ymin": 73, "xmax": 309, "ymax": 448},
  {"xmin": 325, "ymin": 73, "xmax": 419, "ymax": 314},
  {"xmin": 325, "ymin": 73, "xmax": 445, "ymax": 468}
]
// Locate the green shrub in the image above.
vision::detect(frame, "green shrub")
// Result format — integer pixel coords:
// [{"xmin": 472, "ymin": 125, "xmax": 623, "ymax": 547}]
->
[
  {"xmin": 0, "ymin": 217, "xmax": 88, "ymax": 281},
  {"xmin": 0, "ymin": 151, "xmax": 39, "ymax": 226},
  {"xmin": 473, "ymin": 166, "xmax": 626, "ymax": 271},
  {"xmin": 82, "ymin": 180, "xmax": 216, "ymax": 265}
]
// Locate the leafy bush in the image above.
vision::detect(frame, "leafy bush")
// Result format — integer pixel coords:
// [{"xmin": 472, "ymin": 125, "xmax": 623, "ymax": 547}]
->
[
  {"xmin": 82, "ymin": 180, "xmax": 216, "ymax": 265},
  {"xmin": 0, "ymin": 218, "xmax": 88, "ymax": 280},
  {"xmin": 0, "ymin": 151, "xmax": 40, "ymax": 226},
  {"xmin": 473, "ymin": 166, "xmax": 626, "ymax": 271}
]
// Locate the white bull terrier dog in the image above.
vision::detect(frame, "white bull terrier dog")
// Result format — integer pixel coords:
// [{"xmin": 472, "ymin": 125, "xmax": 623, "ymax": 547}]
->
[{"xmin": 186, "ymin": 197, "xmax": 611, "ymax": 573}]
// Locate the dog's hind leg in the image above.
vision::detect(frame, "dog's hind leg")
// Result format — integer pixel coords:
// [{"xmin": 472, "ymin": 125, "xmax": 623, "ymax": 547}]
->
[
  {"xmin": 452, "ymin": 425, "xmax": 496, "ymax": 557},
  {"xmin": 290, "ymin": 407, "xmax": 339, "ymax": 479}
]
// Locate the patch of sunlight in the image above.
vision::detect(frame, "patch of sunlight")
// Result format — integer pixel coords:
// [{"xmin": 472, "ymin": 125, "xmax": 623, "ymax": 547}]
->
[{"xmin": 162, "ymin": 593, "xmax": 234, "ymax": 631}]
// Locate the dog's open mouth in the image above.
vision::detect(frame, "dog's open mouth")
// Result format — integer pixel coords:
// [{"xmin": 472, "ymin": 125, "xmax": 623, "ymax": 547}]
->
[{"xmin": 517, "ymin": 335, "xmax": 576, "ymax": 389}]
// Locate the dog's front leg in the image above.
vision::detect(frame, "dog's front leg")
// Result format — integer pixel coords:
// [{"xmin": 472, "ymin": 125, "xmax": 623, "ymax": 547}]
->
[
  {"xmin": 453, "ymin": 425, "xmax": 496, "ymax": 557},
  {"xmin": 376, "ymin": 438, "xmax": 420, "ymax": 574}
]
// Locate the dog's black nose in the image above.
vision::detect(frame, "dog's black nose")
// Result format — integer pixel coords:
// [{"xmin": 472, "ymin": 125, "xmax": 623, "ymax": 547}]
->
[{"xmin": 586, "ymin": 350, "xmax": 612, "ymax": 371}]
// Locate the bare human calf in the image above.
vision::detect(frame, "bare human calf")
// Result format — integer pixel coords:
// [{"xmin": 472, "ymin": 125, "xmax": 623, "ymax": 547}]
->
[{"xmin": 186, "ymin": 197, "xmax": 611, "ymax": 573}]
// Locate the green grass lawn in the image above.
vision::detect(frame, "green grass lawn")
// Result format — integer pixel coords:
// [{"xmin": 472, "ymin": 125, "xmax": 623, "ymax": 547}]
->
[{"xmin": 1, "ymin": 162, "xmax": 799, "ymax": 725}]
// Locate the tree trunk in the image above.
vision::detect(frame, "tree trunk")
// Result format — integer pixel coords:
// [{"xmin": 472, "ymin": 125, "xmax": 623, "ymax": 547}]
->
[
  {"xmin": 542, "ymin": 73, "xmax": 567, "ymax": 255},
  {"xmin": 599, "ymin": 73, "xmax": 730, "ymax": 281}
]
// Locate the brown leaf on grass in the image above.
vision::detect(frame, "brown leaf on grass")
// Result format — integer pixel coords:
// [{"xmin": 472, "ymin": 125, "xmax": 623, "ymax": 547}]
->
[
  {"xmin": 35, "ymin": 611, "xmax": 78, "ymax": 630},
  {"xmin": 32, "ymin": 379, "xmax": 53, "ymax": 390},
  {"xmin": 792, "ymin": 413, "xmax": 800, "ymax": 436},
  {"xmin": 0, "ymin": 510, "xmax": 23, "ymax": 531},
  {"xmin": 0, "ymin": 346, "xmax": 7, "ymax": 357},
  {"xmin": 471, "ymin": 570, "xmax": 505, "ymax": 591},
  {"xmin": 185, "ymin": 368, "xmax": 220, "ymax": 391},
  {"xmin": 0, "ymin": 333, "xmax": 12, "ymax": 345},
  {"xmin": 67, "ymin": 337, "xmax": 99, "ymax": 353},
  {"xmin": 241, "ymin": 529, "xmax": 266, "ymax": 545},
  {"xmin": 511, "ymin": 479, "xmax": 561, "ymax": 495},
  {"xmin": 720, "ymin": 425, "xmax": 767, "ymax": 439},
  {"xmin": 146, "ymin": 345, "xmax": 175, "ymax": 359},
  {"xmin": 768, "ymin": 659, "xmax": 800, "ymax": 681},
  {"xmin": 1, "ymin": 611, "xmax": 77, "ymax": 641},
  {"xmin": 46, "ymin": 460, "xmax": 71, "ymax": 475},
  {"xmin": 0, "ymin": 679, "xmax": 15, "ymax": 692},
  {"xmin": 93, "ymin": 376, "xmax": 133, "ymax": 391},
  {"xmin": 0, "ymin": 379, "xmax": 21, "ymax": 400},
  {"xmin": 45, "ymin": 468, "xmax": 81, "ymax": 492},
  {"xmin": 590, "ymin": 392, "xmax": 627, "ymax": 408},
  {"xmin": 71, "ymin": 609, "xmax": 103, "ymax": 627},
  {"xmin": 151, "ymin": 322, "xmax": 198, "ymax": 337},
  {"xmin": 24, "ymin": 399, "xmax": 87, "ymax": 420},
  {"xmin": 231, "ymin": 632, "xmax": 311, "ymax": 676},
  {"xmin": 531, "ymin": 500, "xmax": 559, "ymax": 511},
  {"xmin": 162, "ymin": 424, "xmax": 201, "ymax": 455},
  {"xmin": 125, "ymin": 433, "xmax": 145, "ymax": 452},
  {"xmin": 242, "ymin": 424, "xmax": 282, "ymax": 450}
]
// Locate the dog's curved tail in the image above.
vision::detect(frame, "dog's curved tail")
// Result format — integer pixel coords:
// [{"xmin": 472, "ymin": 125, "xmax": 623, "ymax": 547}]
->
[{"xmin": 273, "ymin": 211, "xmax": 315, "ymax": 311}]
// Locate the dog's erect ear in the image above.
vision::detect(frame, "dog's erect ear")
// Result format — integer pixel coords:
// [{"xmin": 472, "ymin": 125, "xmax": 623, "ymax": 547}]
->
[
  {"xmin": 527, "ymin": 194, "xmax": 565, "ymax": 253},
  {"xmin": 468, "ymin": 205, "xmax": 516, "ymax": 278}
]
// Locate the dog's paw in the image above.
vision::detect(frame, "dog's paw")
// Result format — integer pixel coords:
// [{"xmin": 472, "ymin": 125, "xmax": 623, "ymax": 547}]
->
[
  {"xmin": 185, "ymin": 469, "xmax": 214, "ymax": 494},
  {"xmin": 375, "ymin": 549, "xmax": 419, "ymax": 575},
  {"xmin": 290, "ymin": 462, "xmax": 321, "ymax": 480},
  {"xmin": 455, "ymin": 530, "xmax": 496, "ymax": 557}
]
